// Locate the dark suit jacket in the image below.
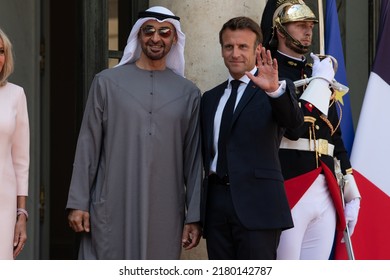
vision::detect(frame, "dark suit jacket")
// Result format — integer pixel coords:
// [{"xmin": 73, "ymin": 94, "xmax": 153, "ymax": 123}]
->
[{"xmin": 200, "ymin": 77, "xmax": 303, "ymax": 234}]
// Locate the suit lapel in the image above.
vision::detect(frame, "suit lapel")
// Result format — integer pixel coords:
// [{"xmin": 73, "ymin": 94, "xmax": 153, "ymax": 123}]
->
[
  {"xmin": 232, "ymin": 80, "xmax": 258, "ymax": 123},
  {"xmin": 206, "ymin": 78, "xmax": 260, "ymax": 150}
]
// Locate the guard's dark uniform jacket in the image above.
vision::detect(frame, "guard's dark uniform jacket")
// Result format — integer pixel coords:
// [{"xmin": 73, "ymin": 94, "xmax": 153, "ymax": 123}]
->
[{"xmin": 274, "ymin": 51, "xmax": 352, "ymax": 181}]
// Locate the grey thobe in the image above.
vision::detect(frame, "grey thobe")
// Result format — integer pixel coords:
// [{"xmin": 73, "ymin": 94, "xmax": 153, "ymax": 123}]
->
[{"xmin": 66, "ymin": 63, "xmax": 202, "ymax": 259}]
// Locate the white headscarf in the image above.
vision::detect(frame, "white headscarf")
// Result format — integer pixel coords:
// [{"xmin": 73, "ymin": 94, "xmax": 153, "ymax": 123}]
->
[{"xmin": 115, "ymin": 6, "xmax": 186, "ymax": 77}]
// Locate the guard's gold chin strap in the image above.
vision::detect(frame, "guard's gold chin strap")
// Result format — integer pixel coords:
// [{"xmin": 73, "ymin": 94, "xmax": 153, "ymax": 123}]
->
[{"xmin": 275, "ymin": 19, "xmax": 311, "ymax": 53}]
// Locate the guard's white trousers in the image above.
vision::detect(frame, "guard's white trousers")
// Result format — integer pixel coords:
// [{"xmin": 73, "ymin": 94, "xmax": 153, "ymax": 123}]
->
[{"xmin": 277, "ymin": 174, "xmax": 336, "ymax": 260}]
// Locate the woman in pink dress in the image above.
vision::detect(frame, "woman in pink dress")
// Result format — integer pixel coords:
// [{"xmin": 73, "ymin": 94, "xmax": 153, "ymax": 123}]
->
[{"xmin": 0, "ymin": 28, "xmax": 30, "ymax": 259}]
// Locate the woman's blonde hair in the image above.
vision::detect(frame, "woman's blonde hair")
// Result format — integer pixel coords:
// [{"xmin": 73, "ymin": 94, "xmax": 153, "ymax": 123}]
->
[{"xmin": 0, "ymin": 28, "xmax": 14, "ymax": 87}]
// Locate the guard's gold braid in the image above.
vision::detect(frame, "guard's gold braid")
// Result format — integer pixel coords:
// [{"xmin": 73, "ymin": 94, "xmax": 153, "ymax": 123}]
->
[
  {"xmin": 319, "ymin": 114, "xmax": 334, "ymax": 135},
  {"xmin": 308, "ymin": 122, "xmax": 319, "ymax": 168},
  {"xmin": 335, "ymin": 101, "xmax": 343, "ymax": 133},
  {"xmin": 305, "ymin": 116, "xmax": 319, "ymax": 167},
  {"xmin": 319, "ymin": 101, "xmax": 342, "ymax": 136},
  {"xmin": 329, "ymin": 91, "xmax": 336, "ymax": 107}
]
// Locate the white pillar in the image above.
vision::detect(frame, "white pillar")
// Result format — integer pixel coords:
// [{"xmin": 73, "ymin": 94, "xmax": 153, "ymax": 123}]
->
[{"xmin": 150, "ymin": 0, "xmax": 266, "ymax": 92}]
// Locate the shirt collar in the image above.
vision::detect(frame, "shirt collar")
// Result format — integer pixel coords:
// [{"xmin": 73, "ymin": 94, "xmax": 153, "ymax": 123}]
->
[
  {"xmin": 227, "ymin": 66, "xmax": 257, "ymax": 88},
  {"xmin": 277, "ymin": 50, "xmax": 306, "ymax": 62}
]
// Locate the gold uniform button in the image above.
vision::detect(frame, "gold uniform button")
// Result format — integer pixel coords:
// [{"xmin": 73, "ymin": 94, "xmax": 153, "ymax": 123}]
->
[{"xmin": 315, "ymin": 125, "xmax": 320, "ymax": 130}]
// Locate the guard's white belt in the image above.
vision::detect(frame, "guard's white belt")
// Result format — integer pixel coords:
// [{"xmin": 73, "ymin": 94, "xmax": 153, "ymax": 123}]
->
[{"xmin": 280, "ymin": 137, "xmax": 334, "ymax": 157}]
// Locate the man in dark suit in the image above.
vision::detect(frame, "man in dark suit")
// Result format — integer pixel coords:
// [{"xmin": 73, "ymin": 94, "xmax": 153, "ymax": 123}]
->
[{"xmin": 200, "ymin": 16, "xmax": 303, "ymax": 260}]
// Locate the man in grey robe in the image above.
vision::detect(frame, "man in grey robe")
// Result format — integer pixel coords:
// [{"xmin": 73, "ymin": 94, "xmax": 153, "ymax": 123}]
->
[{"xmin": 66, "ymin": 6, "xmax": 202, "ymax": 260}]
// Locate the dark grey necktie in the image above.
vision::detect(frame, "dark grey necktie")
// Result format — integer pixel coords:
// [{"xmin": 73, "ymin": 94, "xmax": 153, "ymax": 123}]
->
[{"xmin": 216, "ymin": 79, "xmax": 241, "ymax": 178}]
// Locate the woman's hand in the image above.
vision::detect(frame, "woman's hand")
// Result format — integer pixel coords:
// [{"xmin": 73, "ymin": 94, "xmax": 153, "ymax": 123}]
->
[{"xmin": 13, "ymin": 214, "xmax": 27, "ymax": 259}]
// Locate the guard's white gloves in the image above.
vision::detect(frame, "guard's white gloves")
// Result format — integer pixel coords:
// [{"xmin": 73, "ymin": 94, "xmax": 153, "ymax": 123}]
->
[
  {"xmin": 341, "ymin": 173, "xmax": 361, "ymax": 242},
  {"xmin": 344, "ymin": 197, "xmax": 360, "ymax": 236},
  {"xmin": 343, "ymin": 173, "xmax": 361, "ymax": 204},
  {"xmin": 300, "ymin": 53, "xmax": 335, "ymax": 116},
  {"xmin": 310, "ymin": 52, "xmax": 335, "ymax": 83}
]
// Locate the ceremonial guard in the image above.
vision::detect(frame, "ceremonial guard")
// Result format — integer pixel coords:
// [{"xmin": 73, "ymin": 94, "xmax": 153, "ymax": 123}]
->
[{"xmin": 261, "ymin": 0, "xmax": 361, "ymax": 259}]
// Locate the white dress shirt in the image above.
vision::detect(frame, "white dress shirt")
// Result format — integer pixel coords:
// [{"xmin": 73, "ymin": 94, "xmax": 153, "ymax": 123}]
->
[{"xmin": 210, "ymin": 67, "xmax": 286, "ymax": 173}]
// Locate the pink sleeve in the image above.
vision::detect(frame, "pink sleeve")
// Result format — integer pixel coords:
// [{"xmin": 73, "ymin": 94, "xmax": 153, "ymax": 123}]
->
[{"xmin": 12, "ymin": 88, "xmax": 30, "ymax": 196}]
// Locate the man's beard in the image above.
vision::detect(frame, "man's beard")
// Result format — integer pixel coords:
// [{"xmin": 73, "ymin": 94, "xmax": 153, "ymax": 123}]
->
[
  {"xmin": 285, "ymin": 36, "xmax": 310, "ymax": 55},
  {"xmin": 145, "ymin": 47, "xmax": 166, "ymax": 60},
  {"xmin": 142, "ymin": 42, "xmax": 171, "ymax": 61}
]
